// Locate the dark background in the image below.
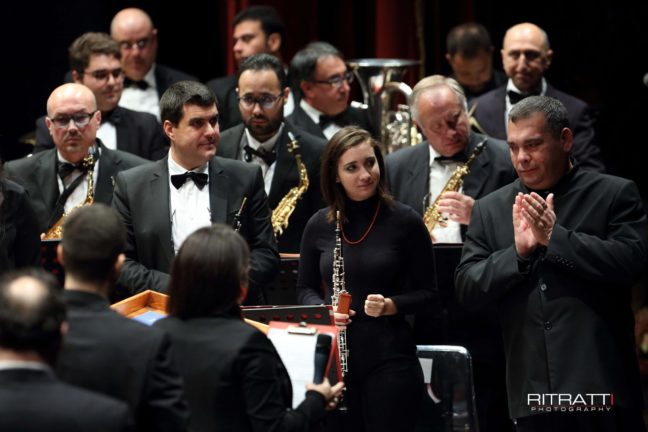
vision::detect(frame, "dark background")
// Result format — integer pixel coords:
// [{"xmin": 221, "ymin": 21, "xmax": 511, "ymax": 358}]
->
[{"xmin": 2, "ymin": 0, "xmax": 647, "ymax": 200}]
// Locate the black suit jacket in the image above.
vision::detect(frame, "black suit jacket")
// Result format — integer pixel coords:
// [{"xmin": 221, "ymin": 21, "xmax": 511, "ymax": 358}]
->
[
  {"xmin": 33, "ymin": 107, "xmax": 168, "ymax": 160},
  {"xmin": 456, "ymin": 167, "xmax": 647, "ymax": 418},
  {"xmin": 473, "ymin": 83, "xmax": 605, "ymax": 171},
  {"xmin": 56, "ymin": 290, "xmax": 189, "ymax": 432},
  {"xmin": 154, "ymin": 313, "xmax": 326, "ymax": 432},
  {"xmin": 112, "ymin": 156, "xmax": 279, "ymax": 303},
  {"xmin": 154, "ymin": 63, "xmax": 198, "ymax": 98},
  {"xmin": 0, "ymin": 179, "xmax": 40, "ymax": 272},
  {"xmin": 286, "ymin": 103, "xmax": 376, "ymax": 139},
  {"xmin": 4, "ymin": 141, "xmax": 149, "ymax": 232},
  {"xmin": 218, "ymin": 123, "xmax": 326, "ymax": 253},
  {"xmin": 386, "ymin": 132, "xmax": 516, "ymax": 216},
  {"xmin": 0, "ymin": 368, "xmax": 132, "ymax": 432}
]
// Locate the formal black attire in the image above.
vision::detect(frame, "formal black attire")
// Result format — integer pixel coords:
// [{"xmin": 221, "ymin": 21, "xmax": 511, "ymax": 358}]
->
[
  {"xmin": 155, "ymin": 310, "xmax": 327, "ymax": 432},
  {"xmin": 297, "ymin": 196, "xmax": 436, "ymax": 432},
  {"xmin": 153, "ymin": 64, "xmax": 198, "ymax": 97},
  {"xmin": 3, "ymin": 140, "xmax": 149, "ymax": 233},
  {"xmin": 0, "ymin": 367, "xmax": 133, "ymax": 432},
  {"xmin": 112, "ymin": 156, "xmax": 279, "ymax": 303},
  {"xmin": 458, "ymin": 69, "xmax": 508, "ymax": 104},
  {"xmin": 385, "ymin": 131, "xmax": 516, "ymax": 432},
  {"xmin": 287, "ymin": 104, "xmax": 376, "ymax": 140},
  {"xmin": 472, "ymin": 83, "xmax": 605, "ymax": 171},
  {"xmin": 0, "ymin": 179, "xmax": 40, "ymax": 272},
  {"xmin": 218, "ymin": 123, "xmax": 326, "ymax": 253},
  {"xmin": 56, "ymin": 290, "xmax": 189, "ymax": 432},
  {"xmin": 33, "ymin": 107, "xmax": 168, "ymax": 160},
  {"xmin": 456, "ymin": 166, "xmax": 647, "ymax": 428}
]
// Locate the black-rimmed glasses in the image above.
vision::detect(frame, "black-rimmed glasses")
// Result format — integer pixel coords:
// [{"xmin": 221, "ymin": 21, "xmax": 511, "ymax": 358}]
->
[
  {"xmin": 49, "ymin": 111, "xmax": 97, "ymax": 129},
  {"xmin": 311, "ymin": 71, "xmax": 354, "ymax": 88},
  {"xmin": 238, "ymin": 93, "xmax": 284, "ymax": 110},
  {"xmin": 118, "ymin": 37, "xmax": 151, "ymax": 51},
  {"xmin": 83, "ymin": 68, "xmax": 124, "ymax": 81}
]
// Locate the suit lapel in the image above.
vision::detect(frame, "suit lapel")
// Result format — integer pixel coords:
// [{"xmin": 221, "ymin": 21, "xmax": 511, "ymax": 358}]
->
[
  {"xmin": 113, "ymin": 107, "xmax": 133, "ymax": 154},
  {"xmin": 94, "ymin": 143, "xmax": 119, "ymax": 203},
  {"xmin": 38, "ymin": 150, "xmax": 60, "ymax": 211},
  {"xmin": 406, "ymin": 143, "xmax": 431, "ymax": 213},
  {"xmin": 268, "ymin": 127, "xmax": 296, "ymax": 207},
  {"xmin": 149, "ymin": 159, "xmax": 175, "ymax": 261},
  {"xmin": 218, "ymin": 124, "xmax": 245, "ymax": 159},
  {"xmin": 463, "ymin": 133, "xmax": 491, "ymax": 198},
  {"xmin": 208, "ymin": 158, "xmax": 229, "ymax": 224},
  {"xmin": 291, "ymin": 106, "xmax": 325, "ymax": 139}
]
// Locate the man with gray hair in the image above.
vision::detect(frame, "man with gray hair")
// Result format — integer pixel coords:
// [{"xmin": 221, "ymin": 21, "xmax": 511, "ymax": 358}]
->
[
  {"xmin": 386, "ymin": 74, "xmax": 516, "ymax": 432},
  {"xmin": 457, "ymin": 96, "xmax": 647, "ymax": 431},
  {"xmin": 287, "ymin": 41, "xmax": 374, "ymax": 140}
]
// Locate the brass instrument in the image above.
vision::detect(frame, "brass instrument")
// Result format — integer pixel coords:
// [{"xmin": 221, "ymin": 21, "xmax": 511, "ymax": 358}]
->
[
  {"xmin": 271, "ymin": 132, "xmax": 309, "ymax": 237},
  {"xmin": 422, "ymin": 139, "xmax": 486, "ymax": 234},
  {"xmin": 43, "ymin": 153, "xmax": 96, "ymax": 240},
  {"xmin": 331, "ymin": 211, "xmax": 350, "ymax": 377},
  {"xmin": 347, "ymin": 59, "xmax": 422, "ymax": 154},
  {"xmin": 467, "ymin": 102, "xmax": 487, "ymax": 135}
]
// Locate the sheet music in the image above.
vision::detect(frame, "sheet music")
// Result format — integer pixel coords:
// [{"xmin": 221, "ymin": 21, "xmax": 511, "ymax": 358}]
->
[{"xmin": 268, "ymin": 328, "xmax": 318, "ymax": 408}]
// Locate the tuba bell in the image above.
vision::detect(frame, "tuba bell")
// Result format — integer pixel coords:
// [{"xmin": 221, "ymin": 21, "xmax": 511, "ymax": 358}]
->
[{"xmin": 347, "ymin": 58, "xmax": 422, "ymax": 154}]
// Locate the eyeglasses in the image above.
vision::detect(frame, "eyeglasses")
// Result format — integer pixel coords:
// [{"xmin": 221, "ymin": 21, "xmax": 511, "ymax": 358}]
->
[
  {"xmin": 311, "ymin": 71, "xmax": 354, "ymax": 88},
  {"xmin": 238, "ymin": 93, "xmax": 284, "ymax": 110},
  {"xmin": 49, "ymin": 111, "xmax": 97, "ymax": 129},
  {"xmin": 83, "ymin": 68, "xmax": 124, "ymax": 81},
  {"xmin": 118, "ymin": 37, "xmax": 151, "ymax": 51}
]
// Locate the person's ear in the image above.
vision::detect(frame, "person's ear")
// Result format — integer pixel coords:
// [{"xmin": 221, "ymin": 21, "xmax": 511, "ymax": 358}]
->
[
  {"xmin": 266, "ymin": 33, "xmax": 281, "ymax": 54},
  {"xmin": 163, "ymin": 120, "xmax": 175, "ymax": 141},
  {"xmin": 238, "ymin": 284, "xmax": 248, "ymax": 304},
  {"xmin": 114, "ymin": 253, "xmax": 125, "ymax": 274},
  {"xmin": 56, "ymin": 244, "xmax": 64, "ymax": 265},
  {"xmin": 560, "ymin": 127, "xmax": 573, "ymax": 154},
  {"xmin": 71, "ymin": 70, "xmax": 83, "ymax": 84}
]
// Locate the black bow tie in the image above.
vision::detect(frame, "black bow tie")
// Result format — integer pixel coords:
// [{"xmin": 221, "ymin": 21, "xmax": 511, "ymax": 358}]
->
[
  {"xmin": 319, "ymin": 112, "xmax": 349, "ymax": 128},
  {"xmin": 57, "ymin": 161, "xmax": 87, "ymax": 179},
  {"xmin": 436, "ymin": 152, "xmax": 467, "ymax": 164},
  {"xmin": 170, "ymin": 172, "xmax": 208, "ymax": 190},
  {"xmin": 124, "ymin": 78, "xmax": 149, "ymax": 90},
  {"xmin": 507, "ymin": 89, "xmax": 540, "ymax": 105},
  {"xmin": 101, "ymin": 108, "xmax": 122, "ymax": 125},
  {"xmin": 243, "ymin": 145, "xmax": 276, "ymax": 166}
]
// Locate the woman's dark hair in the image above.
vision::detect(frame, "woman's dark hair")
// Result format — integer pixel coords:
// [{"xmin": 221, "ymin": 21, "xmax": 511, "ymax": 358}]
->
[
  {"xmin": 320, "ymin": 126, "xmax": 393, "ymax": 222},
  {"xmin": 167, "ymin": 224, "xmax": 250, "ymax": 319}
]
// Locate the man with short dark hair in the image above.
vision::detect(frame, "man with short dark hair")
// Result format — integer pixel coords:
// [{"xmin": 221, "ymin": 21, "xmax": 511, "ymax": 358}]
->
[
  {"xmin": 218, "ymin": 53, "xmax": 326, "ymax": 253},
  {"xmin": 287, "ymin": 41, "xmax": 374, "ymax": 140},
  {"xmin": 457, "ymin": 96, "xmax": 647, "ymax": 431},
  {"xmin": 113, "ymin": 81, "xmax": 278, "ymax": 303},
  {"xmin": 5, "ymin": 83, "xmax": 148, "ymax": 234},
  {"xmin": 34, "ymin": 32, "xmax": 167, "ymax": 160},
  {"xmin": 445, "ymin": 22, "xmax": 507, "ymax": 103},
  {"xmin": 111, "ymin": 8, "xmax": 197, "ymax": 120},
  {"xmin": 207, "ymin": 5, "xmax": 294, "ymax": 131},
  {"xmin": 0, "ymin": 269, "xmax": 133, "ymax": 432},
  {"xmin": 55, "ymin": 204, "xmax": 189, "ymax": 432}
]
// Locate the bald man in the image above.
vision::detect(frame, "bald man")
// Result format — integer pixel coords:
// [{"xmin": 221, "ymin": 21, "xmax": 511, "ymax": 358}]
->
[
  {"xmin": 4, "ymin": 83, "xmax": 148, "ymax": 234},
  {"xmin": 110, "ymin": 8, "xmax": 197, "ymax": 120},
  {"xmin": 473, "ymin": 22, "xmax": 605, "ymax": 172}
]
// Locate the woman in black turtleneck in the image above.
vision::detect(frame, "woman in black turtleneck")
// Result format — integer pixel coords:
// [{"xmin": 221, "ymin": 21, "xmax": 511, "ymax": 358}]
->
[{"xmin": 297, "ymin": 127, "xmax": 437, "ymax": 432}]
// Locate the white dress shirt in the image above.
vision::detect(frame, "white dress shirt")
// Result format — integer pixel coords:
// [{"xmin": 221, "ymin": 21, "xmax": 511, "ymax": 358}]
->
[
  {"xmin": 96, "ymin": 121, "xmax": 117, "ymax": 151},
  {"xmin": 241, "ymin": 124, "xmax": 283, "ymax": 196},
  {"xmin": 57, "ymin": 148, "xmax": 100, "ymax": 214},
  {"xmin": 119, "ymin": 64, "xmax": 160, "ymax": 121},
  {"xmin": 168, "ymin": 155, "xmax": 211, "ymax": 253},
  {"xmin": 427, "ymin": 145, "xmax": 462, "ymax": 244},
  {"xmin": 504, "ymin": 77, "xmax": 547, "ymax": 132}
]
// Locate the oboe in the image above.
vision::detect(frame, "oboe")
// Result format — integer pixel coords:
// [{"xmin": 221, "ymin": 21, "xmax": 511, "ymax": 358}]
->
[{"xmin": 331, "ymin": 211, "xmax": 352, "ymax": 377}]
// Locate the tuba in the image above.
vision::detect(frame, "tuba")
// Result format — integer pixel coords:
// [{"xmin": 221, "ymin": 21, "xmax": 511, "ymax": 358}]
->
[
  {"xmin": 347, "ymin": 58, "xmax": 422, "ymax": 154},
  {"xmin": 271, "ymin": 132, "xmax": 309, "ymax": 237},
  {"xmin": 43, "ymin": 153, "xmax": 96, "ymax": 240}
]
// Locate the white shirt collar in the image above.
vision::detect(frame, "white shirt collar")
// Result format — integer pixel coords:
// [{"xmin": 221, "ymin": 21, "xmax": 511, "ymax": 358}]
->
[
  {"xmin": 244, "ymin": 123, "xmax": 284, "ymax": 155},
  {"xmin": 506, "ymin": 77, "xmax": 547, "ymax": 96},
  {"xmin": 143, "ymin": 64, "xmax": 157, "ymax": 89},
  {"xmin": 0, "ymin": 360, "xmax": 51, "ymax": 372},
  {"xmin": 300, "ymin": 99, "xmax": 324, "ymax": 125},
  {"xmin": 167, "ymin": 152, "xmax": 209, "ymax": 176}
]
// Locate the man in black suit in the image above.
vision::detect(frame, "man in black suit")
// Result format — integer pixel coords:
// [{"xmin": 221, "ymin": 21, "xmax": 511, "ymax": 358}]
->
[
  {"xmin": 445, "ymin": 23, "xmax": 507, "ymax": 104},
  {"xmin": 113, "ymin": 81, "xmax": 278, "ymax": 303},
  {"xmin": 207, "ymin": 6, "xmax": 297, "ymax": 131},
  {"xmin": 5, "ymin": 83, "xmax": 148, "ymax": 234},
  {"xmin": 287, "ymin": 41, "xmax": 375, "ymax": 140},
  {"xmin": 457, "ymin": 96, "xmax": 647, "ymax": 431},
  {"xmin": 472, "ymin": 22, "xmax": 605, "ymax": 172},
  {"xmin": 219, "ymin": 54, "xmax": 326, "ymax": 253},
  {"xmin": 385, "ymin": 75, "xmax": 516, "ymax": 432},
  {"xmin": 0, "ymin": 269, "xmax": 133, "ymax": 432},
  {"xmin": 55, "ymin": 204, "xmax": 189, "ymax": 432},
  {"xmin": 110, "ymin": 8, "xmax": 197, "ymax": 121},
  {"xmin": 35, "ymin": 32, "xmax": 167, "ymax": 160}
]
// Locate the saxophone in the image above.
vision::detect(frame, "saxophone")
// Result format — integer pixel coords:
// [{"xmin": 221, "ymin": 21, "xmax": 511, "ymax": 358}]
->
[
  {"xmin": 331, "ymin": 211, "xmax": 350, "ymax": 377},
  {"xmin": 422, "ymin": 139, "xmax": 486, "ymax": 234},
  {"xmin": 271, "ymin": 132, "xmax": 309, "ymax": 237},
  {"xmin": 43, "ymin": 153, "xmax": 96, "ymax": 240}
]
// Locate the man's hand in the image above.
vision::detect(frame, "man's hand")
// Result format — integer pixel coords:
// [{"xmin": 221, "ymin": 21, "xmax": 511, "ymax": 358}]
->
[
  {"xmin": 513, "ymin": 193, "xmax": 538, "ymax": 258},
  {"xmin": 364, "ymin": 294, "xmax": 397, "ymax": 317},
  {"xmin": 519, "ymin": 192, "xmax": 555, "ymax": 246},
  {"xmin": 437, "ymin": 191, "xmax": 475, "ymax": 225}
]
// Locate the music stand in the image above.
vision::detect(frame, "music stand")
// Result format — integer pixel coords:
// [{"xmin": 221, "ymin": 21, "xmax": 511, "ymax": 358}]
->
[
  {"xmin": 41, "ymin": 240, "xmax": 64, "ymax": 287},
  {"xmin": 265, "ymin": 253, "xmax": 300, "ymax": 305},
  {"xmin": 241, "ymin": 304, "xmax": 332, "ymax": 326}
]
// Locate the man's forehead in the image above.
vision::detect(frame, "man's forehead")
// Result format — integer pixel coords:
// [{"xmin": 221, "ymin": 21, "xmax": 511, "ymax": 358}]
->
[
  {"xmin": 234, "ymin": 19, "xmax": 263, "ymax": 36},
  {"xmin": 182, "ymin": 103, "xmax": 217, "ymax": 118}
]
